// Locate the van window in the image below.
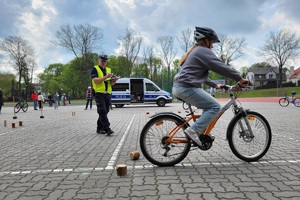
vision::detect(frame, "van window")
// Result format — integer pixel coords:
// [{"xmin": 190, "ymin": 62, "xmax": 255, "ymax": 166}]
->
[
  {"xmin": 146, "ymin": 83, "xmax": 159, "ymax": 91},
  {"xmin": 112, "ymin": 83, "xmax": 129, "ymax": 91}
]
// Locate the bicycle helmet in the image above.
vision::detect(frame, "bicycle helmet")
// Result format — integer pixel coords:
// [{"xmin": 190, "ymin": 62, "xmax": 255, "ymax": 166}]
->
[{"xmin": 194, "ymin": 27, "xmax": 220, "ymax": 43}]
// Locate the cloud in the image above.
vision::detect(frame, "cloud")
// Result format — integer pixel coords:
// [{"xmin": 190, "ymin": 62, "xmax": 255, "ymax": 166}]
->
[{"xmin": 1, "ymin": 0, "xmax": 300, "ymax": 78}]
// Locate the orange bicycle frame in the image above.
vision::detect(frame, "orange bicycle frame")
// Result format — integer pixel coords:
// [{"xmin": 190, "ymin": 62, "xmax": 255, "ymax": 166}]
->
[{"xmin": 165, "ymin": 110, "xmax": 226, "ymax": 144}]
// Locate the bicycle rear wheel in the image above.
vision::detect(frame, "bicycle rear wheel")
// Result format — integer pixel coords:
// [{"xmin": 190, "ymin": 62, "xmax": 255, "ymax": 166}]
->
[
  {"xmin": 279, "ymin": 98, "xmax": 289, "ymax": 107},
  {"xmin": 227, "ymin": 111, "xmax": 272, "ymax": 162},
  {"xmin": 293, "ymin": 97, "xmax": 300, "ymax": 107},
  {"xmin": 140, "ymin": 114, "xmax": 191, "ymax": 167},
  {"xmin": 22, "ymin": 103, "xmax": 28, "ymax": 112},
  {"xmin": 14, "ymin": 103, "xmax": 21, "ymax": 113}
]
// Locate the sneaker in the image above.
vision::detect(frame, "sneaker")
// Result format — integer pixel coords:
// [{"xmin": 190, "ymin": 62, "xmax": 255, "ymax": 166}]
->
[
  {"xmin": 105, "ymin": 129, "xmax": 114, "ymax": 135},
  {"xmin": 184, "ymin": 127, "xmax": 202, "ymax": 146},
  {"xmin": 84, "ymin": 108, "xmax": 87, "ymax": 110}
]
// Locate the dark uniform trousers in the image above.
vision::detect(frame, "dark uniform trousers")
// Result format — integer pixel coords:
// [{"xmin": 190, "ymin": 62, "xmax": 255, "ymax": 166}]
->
[{"xmin": 95, "ymin": 93, "xmax": 111, "ymax": 132}]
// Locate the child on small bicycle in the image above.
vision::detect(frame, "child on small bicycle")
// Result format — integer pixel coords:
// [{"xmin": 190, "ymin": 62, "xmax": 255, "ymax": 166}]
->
[{"xmin": 172, "ymin": 26, "xmax": 248, "ymax": 147}]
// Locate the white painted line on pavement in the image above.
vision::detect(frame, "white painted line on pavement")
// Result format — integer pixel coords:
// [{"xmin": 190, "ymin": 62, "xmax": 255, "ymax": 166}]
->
[
  {"xmin": 105, "ymin": 114, "xmax": 136, "ymax": 170},
  {"xmin": 1, "ymin": 159, "xmax": 300, "ymax": 177}
]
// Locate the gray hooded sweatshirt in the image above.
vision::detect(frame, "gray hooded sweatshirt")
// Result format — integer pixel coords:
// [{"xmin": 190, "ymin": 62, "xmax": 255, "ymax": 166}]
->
[{"xmin": 173, "ymin": 46, "xmax": 242, "ymax": 88}]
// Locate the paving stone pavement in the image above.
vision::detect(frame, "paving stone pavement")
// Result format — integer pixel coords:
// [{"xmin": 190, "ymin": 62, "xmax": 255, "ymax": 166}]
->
[{"xmin": 0, "ymin": 101, "xmax": 299, "ymax": 200}]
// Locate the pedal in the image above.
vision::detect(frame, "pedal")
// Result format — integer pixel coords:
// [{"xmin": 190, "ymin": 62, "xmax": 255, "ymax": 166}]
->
[{"xmin": 198, "ymin": 134, "xmax": 214, "ymax": 151}]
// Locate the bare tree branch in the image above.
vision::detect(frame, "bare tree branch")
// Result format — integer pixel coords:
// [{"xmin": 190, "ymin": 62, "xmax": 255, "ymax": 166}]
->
[
  {"xmin": 214, "ymin": 34, "xmax": 246, "ymax": 66},
  {"xmin": 177, "ymin": 27, "xmax": 194, "ymax": 53},
  {"xmin": 259, "ymin": 28, "xmax": 300, "ymax": 87},
  {"xmin": 0, "ymin": 35, "xmax": 35, "ymax": 96},
  {"xmin": 52, "ymin": 23, "xmax": 103, "ymax": 59},
  {"xmin": 143, "ymin": 45, "xmax": 155, "ymax": 79},
  {"xmin": 118, "ymin": 28, "xmax": 143, "ymax": 77},
  {"xmin": 157, "ymin": 35, "xmax": 177, "ymax": 91},
  {"xmin": 52, "ymin": 23, "xmax": 103, "ymax": 89}
]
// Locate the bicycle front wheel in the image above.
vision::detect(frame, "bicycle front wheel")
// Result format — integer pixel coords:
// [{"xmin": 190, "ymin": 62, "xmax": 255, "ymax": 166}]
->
[
  {"xmin": 14, "ymin": 103, "xmax": 21, "ymax": 113},
  {"xmin": 140, "ymin": 115, "xmax": 191, "ymax": 167},
  {"xmin": 279, "ymin": 98, "xmax": 289, "ymax": 107},
  {"xmin": 22, "ymin": 103, "xmax": 28, "ymax": 112},
  {"xmin": 293, "ymin": 97, "xmax": 300, "ymax": 107},
  {"xmin": 227, "ymin": 111, "xmax": 272, "ymax": 162}
]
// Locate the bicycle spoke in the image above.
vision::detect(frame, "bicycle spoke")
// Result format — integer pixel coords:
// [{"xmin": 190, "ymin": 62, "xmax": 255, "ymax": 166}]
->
[
  {"xmin": 229, "ymin": 112, "xmax": 271, "ymax": 162},
  {"xmin": 294, "ymin": 97, "xmax": 300, "ymax": 107},
  {"xmin": 140, "ymin": 116, "xmax": 191, "ymax": 166}
]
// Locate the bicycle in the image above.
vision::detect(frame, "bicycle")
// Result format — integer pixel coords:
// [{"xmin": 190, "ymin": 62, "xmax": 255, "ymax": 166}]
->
[
  {"xmin": 140, "ymin": 83, "xmax": 272, "ymax": 167},
  {"xmin": 14, "ymin": 98, "xmax": 29, "ymax": 113},
  {"xmin": 278, "ymin": 91, "xmax": 300, "ymax": 107}
]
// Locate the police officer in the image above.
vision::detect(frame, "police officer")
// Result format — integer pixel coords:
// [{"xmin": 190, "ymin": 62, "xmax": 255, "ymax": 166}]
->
[{"xmin": 91, "ymin": 55, "xmax": 119, "ymax": 135}]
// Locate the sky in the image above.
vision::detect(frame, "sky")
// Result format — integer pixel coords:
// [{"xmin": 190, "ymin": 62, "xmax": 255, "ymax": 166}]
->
[{"xmin": 0, "ymin": 0, "xmax": 300, "ymax": 82}]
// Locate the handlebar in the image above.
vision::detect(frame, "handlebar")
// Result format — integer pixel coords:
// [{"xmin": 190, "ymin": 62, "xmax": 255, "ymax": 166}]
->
[{"xmin": 220, "ymin": 82, "xmax": 249, "ymax": 92}]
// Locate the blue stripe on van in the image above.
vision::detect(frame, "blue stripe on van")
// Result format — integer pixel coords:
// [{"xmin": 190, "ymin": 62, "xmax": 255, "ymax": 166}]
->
[{"xmin": 111, "ymin": 94, "xmax": 130, "ymax": 99}]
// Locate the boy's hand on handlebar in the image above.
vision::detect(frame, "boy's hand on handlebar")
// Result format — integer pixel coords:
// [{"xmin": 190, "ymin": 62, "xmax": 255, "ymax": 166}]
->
[
  {"xmin": 216, "ymin": 84, "xmax": 222, "ymax": 89},
  {"xmin": 239, "ymin": 78, "xmax": 249, "ymax": 87}
]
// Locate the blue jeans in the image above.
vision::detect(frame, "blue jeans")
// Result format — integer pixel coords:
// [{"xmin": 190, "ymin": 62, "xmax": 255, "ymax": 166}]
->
[
  {"xmin": 54, "ymin": 100, "xmax": 58, "ymax": 109},
  {"xmin": 172, "ymin": 86, "xmax": 221, "ymax": 134},
  {"xmin": 33, "ymin": 100, "xmax": 38, "ymax": 110}
]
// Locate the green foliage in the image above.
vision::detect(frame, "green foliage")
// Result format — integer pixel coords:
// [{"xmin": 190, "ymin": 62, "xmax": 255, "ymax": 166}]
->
[
  {"xmin": 248, "ymin": 62, "xmax": 270, "ymax": 71},
  {"xmin": 0, "ymin": 72, "xmax": 16, "ymax": 99},
  {"xmin": 39, "ymin": 52, "xmax": 247, "ymax": 98},
  {"xmin": 132, "ymin": 63, "xmax": 149, "ymax": 78},
  {"xmin": 38, "ymin": 63, "xmax": 65, "ymax": 94},
  {"xmin": 215, "ymin": 86, "xmax": 300, "ymax": 98}
]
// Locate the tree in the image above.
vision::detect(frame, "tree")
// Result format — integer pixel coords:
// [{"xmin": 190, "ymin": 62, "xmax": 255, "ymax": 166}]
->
[
  {"xmin": 118, "ymin": 28, "xmax": 143, "ymax": 77},
  {"xmin": 132, "ymin": 63, "xmax": 149, "ymax": 78},
  {"xmin": 213, "ymin": 34, "xmax": 246, "ymax": 66},
  {"xmin": 0, "ymin": 72, "xmax": 16, "ymax": 100},
  {"xmin": 143, "ymin": 45, "xmax": 155, "ymax": 79},
  {"xmin": 259, "ymin": 28, "xmax": 300, "ymax": 87},
  {"xmin": 248, "ymin": 62, "xmax": 270, "ymax": 71},
  {"xmin": 177, "ymin": 27, "xmax": 194, "ymax": 53},
  {"xmin": 151, "ymin": 57, "xmax": 163, "ymax": 86},
  {"xmin": 0, "ymin": 36, "xmax": 35, "ymax": 97},
  {"xmin": 52, "ymin": 23, "xmax": 103, "ymax": 87},
  {"xmin": 157, "ymin": 35, "xmax": 177, "ymax": 92},
  {"xmin": 38, "ymin": 63, "xmax": 65, "ymax": 94}
]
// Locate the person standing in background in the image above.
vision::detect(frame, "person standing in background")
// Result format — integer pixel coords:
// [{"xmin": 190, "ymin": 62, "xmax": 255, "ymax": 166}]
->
[
  {"xmin": 38, "ymin": 92, "xmax": 44, "ymax": 109},
  {"xmin": 84, "ymin": 86, "xmax": 93, "ymax": 110},
  {"xmin": 210, "ymin": 87, "xmax": 216, "ymax": 97},
  {"xmin": 67, "ymin": 95, "xmax": 71, "ymax": 104},
  {"xmin": 54, "ymin": 92, "xmax": 59, "ymax": 109},
  {"xmin": 31, "ymin": 91, "xmax": 38, "ymax": 110},
  {"xmin": 0, "ymin": 88, "xmax": 3, "ymax": 114},
  {"xmin": 48, "ymin": 93, "xmax": 53, "ymax": 107}
]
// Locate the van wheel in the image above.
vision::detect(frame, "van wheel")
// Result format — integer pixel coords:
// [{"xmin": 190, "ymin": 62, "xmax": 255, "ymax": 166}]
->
[
  {"xmin": 157, "ymin": 99, "xmax": 166, "ymax": 107},
  {"xmin": 115, "ymin": 104, "xmax": 124, "ymax": 108}
]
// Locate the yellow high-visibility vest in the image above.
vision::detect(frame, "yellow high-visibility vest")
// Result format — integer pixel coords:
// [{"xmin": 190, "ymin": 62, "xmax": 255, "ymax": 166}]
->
[{"xmin": 92, "ymin": 65, "xmax": 112, "ymax": 94}]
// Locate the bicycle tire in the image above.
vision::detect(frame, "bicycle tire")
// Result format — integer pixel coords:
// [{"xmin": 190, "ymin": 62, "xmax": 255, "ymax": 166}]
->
[
  {"xmin": 140, "ymin": 114, "xmax": 191, "ymax": 167},
  {"xmin": 279, "ymin": 98, "xmax": 289, "ymax": 107},
  {"xmin": 14, "ymin": 103, "xmax": 21, "ymax": 113},
  {"xmin": 293, "ymin": 97, "xmax": 300, "ymax": 107},
  {"xmin": 227, "ymin": 111, "xmax": 272, "ymax": 162},
  {"xmin": 22, "ymin": 103, "xmax": 28, "ymax": 112}
]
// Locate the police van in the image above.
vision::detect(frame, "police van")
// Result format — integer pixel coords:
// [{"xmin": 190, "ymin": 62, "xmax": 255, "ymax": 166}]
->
[{"xmin": 111, "ymin": 78, "xmax": 172, "ymax": 108}]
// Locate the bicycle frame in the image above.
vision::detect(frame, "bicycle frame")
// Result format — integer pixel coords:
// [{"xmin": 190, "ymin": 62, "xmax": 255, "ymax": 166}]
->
[{"xmin": 165, "ymin": 86, "xmax": 253, "ymax": 144}]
